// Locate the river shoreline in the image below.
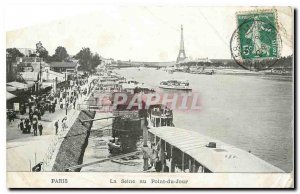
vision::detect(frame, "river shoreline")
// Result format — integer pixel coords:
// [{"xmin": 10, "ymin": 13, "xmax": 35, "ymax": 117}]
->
[{"xmin": 114, "ymin": 68, "xmax": 293, "ymax": 172}]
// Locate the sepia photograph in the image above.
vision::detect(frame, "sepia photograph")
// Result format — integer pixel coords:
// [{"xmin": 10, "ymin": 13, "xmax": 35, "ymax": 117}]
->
[{"xmin": 5, "ymin": 5, "xmax": 294, "ymax": 188}]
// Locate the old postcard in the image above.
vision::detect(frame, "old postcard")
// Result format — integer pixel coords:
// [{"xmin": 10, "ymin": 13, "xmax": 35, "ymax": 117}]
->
[{"xmin": 6, "ymin": 6, "xmax": 294, "ymax": 188}]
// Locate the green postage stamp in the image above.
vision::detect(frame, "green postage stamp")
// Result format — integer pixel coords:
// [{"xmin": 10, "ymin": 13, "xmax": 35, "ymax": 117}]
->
[{"xmin": 236, "ymin": 10, "xmax": 279, "ymax": 60}]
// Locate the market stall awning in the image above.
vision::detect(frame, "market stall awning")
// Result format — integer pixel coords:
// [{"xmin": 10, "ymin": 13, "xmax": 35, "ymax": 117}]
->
[
  {"xmin": 6, "ymin": 92, "xmax": 17, "ymax": 101},
  {"xmin": 7, "ymin": 82, "xmax": 28, "ymax": 90},
  {"xmin": 6, "ymin": 86, "xmax": 17, "ymax": 92}
]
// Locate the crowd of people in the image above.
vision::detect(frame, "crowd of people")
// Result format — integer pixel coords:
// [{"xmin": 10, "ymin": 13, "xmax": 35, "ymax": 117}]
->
[
  {"xmin": 17, "ymin": 94, "xmax": 55, "ymax": 136},
  {"xmin": 7, "ymin": 110, "xmax": 16, "ymax": 123},
  {"xmin": 12, "ymin": 76, "xmax": 92, "ymax": 137},
  {"xmin": 17, "ymin": 92, "xmax": 60, "ymax": 136},
  {"xmin": 145, "ymin": 141, "xmax": 170, "ymax": 172}
]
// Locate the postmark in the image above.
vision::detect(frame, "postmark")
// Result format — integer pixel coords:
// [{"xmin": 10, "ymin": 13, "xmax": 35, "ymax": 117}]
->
[{"xmin": 230, "ymin": 9, "xmax": 282, "ymax": 71}]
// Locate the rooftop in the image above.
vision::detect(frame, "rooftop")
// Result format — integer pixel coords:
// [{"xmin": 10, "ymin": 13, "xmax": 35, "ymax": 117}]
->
[
  {"xmin": 6, "ymin": 92, "xmax": 17, "ymax": 101},
  {"xmin": 7, "ymin": 81, "xmax": 35, "ymax": 90},
  {"xmin": 16, "ymin": 57, "xmax": 42, "ymax": 63},
  {"xmin": 49, "ymin": 61, "xmax": 78, "ymax": 68},
  {"xmin": 148, "ymin": 127, "xmax": 283, "ymax": 173}
]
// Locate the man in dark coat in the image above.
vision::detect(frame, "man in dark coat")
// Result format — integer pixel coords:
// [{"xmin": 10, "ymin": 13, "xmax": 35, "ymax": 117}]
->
[
  {"xmin": 18, "ymin": 119, "xmax": 24, "ymax": 132},
  {"xmin": 38, "ymin": 123, "xmax": 43, "ymax": 136},
  {"xmin": 29, "ymin": 112, "xmax": 33, "ymax": 123},
  {"xmin": 20, "ymin": 104, "xmax": 26, "ymax": 115},
  {"xmin": 52, "ymin": 103, "xmax": 56, "ymax": 113},
  {"xmin": 26, "ymin": 121, "xmax": 31, "ymax": 134},
  {"xmin": 54, "ymin": 120, "xmax": 59, "ymax": 135},
  {"xmin": 32, "ymin": 118, "xmax": 38, "ymax": 136},
  {"xmin": 155, "ymin": 157, "xmax": 162, "ymax": 172},
  {"xmin": 37, "ymin": 110, "xmax": 41, "ymax": 120}
]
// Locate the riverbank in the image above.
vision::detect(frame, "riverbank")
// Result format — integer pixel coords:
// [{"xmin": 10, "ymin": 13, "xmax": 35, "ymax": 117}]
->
[
  {"xmin": 52, "ymin": 110, "xmax": 96, "ymax": 172},
  {"xmin": 114, "ymin": 68, "xmax": 293, "ymax": 172}
]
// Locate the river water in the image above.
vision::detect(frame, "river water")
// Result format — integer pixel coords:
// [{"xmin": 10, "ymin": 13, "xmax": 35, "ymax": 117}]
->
[{"xmin": 114, "ymin": 68, "xmax": 294, "ymax": 172}]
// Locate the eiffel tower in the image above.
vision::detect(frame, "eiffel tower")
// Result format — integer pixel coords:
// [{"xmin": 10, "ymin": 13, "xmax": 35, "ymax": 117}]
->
[{"xmin": 176, "ymin": 25, "xmax": 187, "ymax": 63}]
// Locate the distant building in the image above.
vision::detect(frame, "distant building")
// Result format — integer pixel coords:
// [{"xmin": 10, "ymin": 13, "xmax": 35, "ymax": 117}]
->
[
  {"xmin": 17, "ymin": 48, "xmax": 36, "ymax": 57},
  {"xmin": 49, "ymin": 61, "xmax": 79, "ymax": 73},
  {"xmin": 15, "ymin": 57, "xmax": 45, "ymax": 72},
  {"xmin": 194, "ymin": 57, "xmax": 212, "ymax": 63},
  {"xmin": 100, "ymin": 57, "xmax": 114, "ymax": 66},
  {"xmin": 43, "ymin": 63, "xmax": 51, "ymax": 72},
  {"xmin": 19, "ymin": 72, "xmax": 39, "ymax": 82},
  {"xmin": 12, "ymin": 57, "xmax": 51, "ymax": 84},
  {"xmin": 177, "ymin": 57, "xmax": 212, "ymax": 64}
]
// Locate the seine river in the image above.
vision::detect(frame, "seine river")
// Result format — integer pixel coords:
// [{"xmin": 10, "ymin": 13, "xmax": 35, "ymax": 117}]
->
[{"xmin": 114, "ymin": 68, "xmax": 294, "ymax": 172}]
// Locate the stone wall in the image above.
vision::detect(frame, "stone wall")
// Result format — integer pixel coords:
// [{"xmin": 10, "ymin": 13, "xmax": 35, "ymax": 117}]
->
[{"xmin": 52, "ymin": 110, "xmax": 95, "ymax": 172}]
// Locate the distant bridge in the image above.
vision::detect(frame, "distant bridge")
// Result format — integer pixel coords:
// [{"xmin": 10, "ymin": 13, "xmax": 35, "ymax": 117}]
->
[{"xmin": 111, "ymin": 61, "xmax": 176, "ymax": 68}]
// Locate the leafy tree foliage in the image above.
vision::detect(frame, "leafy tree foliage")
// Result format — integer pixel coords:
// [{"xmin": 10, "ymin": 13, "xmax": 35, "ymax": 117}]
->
[
  {"xmin": 75, "ymin": 47, "xmax": 101, "ymax": 72},
  {"xmin": 6, "ymin": 48, "xmax": 24, "ymax": 61},
  {"xmin": 52, "ymin": 46, "xmax": 69, "ymax": 61},
  {"xmin": 36, "ymin": 41, "xmax": 49, "ymax": 59}
]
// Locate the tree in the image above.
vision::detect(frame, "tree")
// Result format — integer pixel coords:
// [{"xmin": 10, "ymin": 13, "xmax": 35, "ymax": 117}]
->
[
  {"xmin": 75, "ymin": 48, "xmax": 102, "ymax": 72},
  {"xmin": 35, "ymin": 41, "xmax": 49, "ymax": 59},
  {"xmin": 6, "ymin": 48, "xmax": 24, "ymax": 61},
  {"xmin": 29, "ymin": 53, "xmax": 37, "ymax": 57},
  {"xmin": 52, "ymin": 46, "xmax": 69, "ymax": 62},
  {"xmin": 91, "ymin": 53, "xmax": 101, "ymax": 69},
  {"xmin": 75, "ymin": 48, "xmax": 93, "ymax": 71}
]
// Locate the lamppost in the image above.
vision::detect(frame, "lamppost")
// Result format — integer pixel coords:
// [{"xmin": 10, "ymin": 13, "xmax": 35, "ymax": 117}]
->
[
  {"xmin": 39, "ymin": 57, "xmax": 42, "ymax": 82},
  {"xmin": 65, "ymin": 100, "xmax": 68, "ymax": 116},
  {"xmin": 65, "ymin": 69, "xmax": 68, "ymax": 116},
  {"xmin": 36, "ymin": 41, "xmax": 44, "ymax": 93}
]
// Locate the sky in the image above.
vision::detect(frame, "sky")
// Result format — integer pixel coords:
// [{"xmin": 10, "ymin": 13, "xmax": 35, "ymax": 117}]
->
[{"xmin": 6, "ymin": 6, "xmax": 293, "ymax": 62}]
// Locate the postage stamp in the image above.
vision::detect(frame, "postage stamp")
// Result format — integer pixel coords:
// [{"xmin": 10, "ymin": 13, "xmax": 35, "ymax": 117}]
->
[
  {"xmin": 237, "ymin": 10, "xmax": 279, "ymax": 59},
  {"xmin": 230, "ymin": 9, "xmax": 282, "ymax": 70}
]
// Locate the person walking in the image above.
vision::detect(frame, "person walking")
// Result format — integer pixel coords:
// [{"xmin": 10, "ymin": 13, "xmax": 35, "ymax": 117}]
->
[
  {"xmin": 24, "ymin": 118, "xmax": 29, "ymax": 133},
  {"xmin": 26, "ymin": 121, "xmax": 31, "ymax": 134},
  {"xmin": 52, "ymin": 103, "xmax": 56, "ymax": 113},
  {"xmin": 73, "ymin": 100, "xmax": 76, "ymax": 109},
  {"xmin": 18, "ymin": 119, "xmax": 24, "ymax": 132},
  {"xmin": 37, "ymin": 109, "xmax": 42, "ymax": 120},
  {"xmin": 7, "ymin": 111, "xmax": 13, "ymax": 124},
  {"xmin": 20, "ymin": 104, "xmax": 25, "ymax": 115},
  {"xmin": 38, "ymin": 123, "xmax": 43, "ymax": 136},
  {"xmin": 60, "ymin": 100, "xmax": 63, "ymax": 109},
  {"xmin": 54, "ymin": 120, "xmax": 59, "ymax": 135},
  {"xmin": 62, "ymin": 117, "xmax": 68, "ymax": 131},
  {"xmin": 32, "ymin": 118, "xmax": 38, "ymax": 136}
]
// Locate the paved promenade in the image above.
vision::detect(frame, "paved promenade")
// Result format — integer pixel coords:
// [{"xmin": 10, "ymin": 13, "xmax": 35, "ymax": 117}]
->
[{"xmin": 7, "ymin": 77, "xmax": 95, "ymax": 172}]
